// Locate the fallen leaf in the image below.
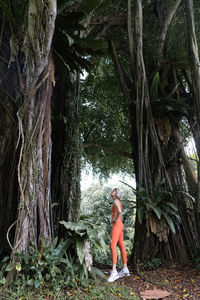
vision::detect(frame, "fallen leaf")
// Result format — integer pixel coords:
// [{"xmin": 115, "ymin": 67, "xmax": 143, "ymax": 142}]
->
[{"xmin": 140, "ymin": 289, "xmax": 171, "ymax": 299}]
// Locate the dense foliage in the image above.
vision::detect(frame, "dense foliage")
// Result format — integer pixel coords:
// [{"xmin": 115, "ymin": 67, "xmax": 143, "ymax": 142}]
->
[
  {"xmin": 81, "ymin": 58, "xmax": 133, "ymax": 176},
  {"xmin": 0, "ymin": 0, "xmax": 200, "ymax": 295}
]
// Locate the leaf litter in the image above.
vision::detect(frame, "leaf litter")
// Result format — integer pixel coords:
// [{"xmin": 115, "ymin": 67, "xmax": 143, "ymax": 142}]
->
[{"xmin": 101, "ymin": 263, "xmax": 200, "ymax": 299}]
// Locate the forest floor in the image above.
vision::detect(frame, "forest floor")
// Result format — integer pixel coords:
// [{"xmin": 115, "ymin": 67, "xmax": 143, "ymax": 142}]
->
[
  {"xmin": 99, "ymin": 262, "xmax": 200, "ymax": 299},
  {"xmin": 1, "ymin": 263, "xmax": 200, "ymax": 299}
]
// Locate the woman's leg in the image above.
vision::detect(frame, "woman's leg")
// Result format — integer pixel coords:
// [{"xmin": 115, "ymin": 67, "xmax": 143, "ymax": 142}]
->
[
  {"xmin": 108, "ymin": 225, "xmax": 128, "ymax": 282},
  {"xmin": 117, "ymin": 230, "xmax": 127, "ymax": 265},
  {"xmin": 110, "ymin": 224, "xmax": 121, "ymax": 268}
]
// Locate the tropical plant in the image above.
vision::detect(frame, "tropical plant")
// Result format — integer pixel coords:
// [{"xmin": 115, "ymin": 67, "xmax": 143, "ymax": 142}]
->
[
  {"xmin": 144, "ymin": 258, "xmax": 162, "ymax": 270},
  {"xmin": 0, "ymin": 216, "xmax": 106, "ymax": 289},
  {"xmin": 150, "ymin": 72, "xmax": 193, "ymax": 118},
  {"xmin": 60, "ymin": 214, "xmax": 108, "ymax": 262},
  {"xmin": 0, "ymin": 239, "xmax": 77, "ymax": 289},
  {"xmin": 121, "ymin": 180, "xmax": 180, "ymax": 243},
  {"xmin": 54, "ymin": 0, "xmax": 108, "ymax": 74}
]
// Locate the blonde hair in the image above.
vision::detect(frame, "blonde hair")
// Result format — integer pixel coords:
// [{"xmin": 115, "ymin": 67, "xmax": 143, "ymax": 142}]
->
[{"xmin": 114, "ymin": 188, "xmax": 122, "ymax": 200}]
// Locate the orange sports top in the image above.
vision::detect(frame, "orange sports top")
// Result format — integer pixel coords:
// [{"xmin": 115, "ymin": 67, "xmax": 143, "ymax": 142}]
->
[{"xmin": 112, "ymin": 201, "xmax": 123, "ymax": 224}]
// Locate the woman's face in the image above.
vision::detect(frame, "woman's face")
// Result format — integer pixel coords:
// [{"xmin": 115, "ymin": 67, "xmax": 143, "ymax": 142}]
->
[{"xmin": 110, "ymin": 189, "xmax": 116, "ymax": 198}]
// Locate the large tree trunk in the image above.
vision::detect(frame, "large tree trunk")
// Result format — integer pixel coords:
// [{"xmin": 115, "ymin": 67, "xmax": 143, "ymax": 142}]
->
[
  {"xmin": 172, "ymin": 128, "xmax": 200, "ymax": 257},
  {"xmin": 185, "ymin": 0, "xmax": 200, "ymax": 241},
  {"xmin": 51, "ymin": 71, "xmax": 81, "ymax": 239},
  {"xmin": 0, "ymin": 59, "xmax": 19, "ymax": 252},
  {"xmin": 111, "ymin": 0, "xmax": 190, "ymax": 264},
  {"xmin": 129, "ymin": 0, "xmax": 170, "ymax": 263},
  {"xmin": 9, "ymin": 0, "xmax": 57, "ymax": 258}
]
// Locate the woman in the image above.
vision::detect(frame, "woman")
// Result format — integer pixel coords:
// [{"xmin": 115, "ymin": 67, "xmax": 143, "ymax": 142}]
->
[{"xmin": 107, "ymin": 188, "xmax": 130, "ymax": 283}]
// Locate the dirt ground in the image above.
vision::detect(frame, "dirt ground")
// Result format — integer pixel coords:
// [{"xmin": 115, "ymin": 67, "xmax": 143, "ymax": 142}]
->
[{"xmin": 102, "ymin": 263, "xmax": 200, "ymax": 299}]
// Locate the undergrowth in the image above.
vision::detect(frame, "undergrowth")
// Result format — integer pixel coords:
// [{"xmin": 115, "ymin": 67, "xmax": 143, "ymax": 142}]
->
[{"xmin": 0, "ymin": 278, "xmax": 140, "ymax": 300}]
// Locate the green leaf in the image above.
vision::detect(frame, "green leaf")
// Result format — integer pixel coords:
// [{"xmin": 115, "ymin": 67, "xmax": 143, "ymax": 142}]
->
[
  {"xmin": 15, "ymin": 262, "xmax": 21, "ymax": 272},
  {"xmin": 38, "ymin": 273, "xmax": 43, "ymax": 281},
  {"xmin": 90, "ymin": 266, "xmax": 106, "ymax": 279},
  {"xmin": 146, "ymin": 203, "xmax": 161, "ymax": 219},
  {"xmin": 150, "ymin": 72, "xmax": 159, "ymax": 101},
  {"xmin": 0, "ymin": 278, "xmax": 6, "ymax": 285},
  {"xmin": 172, "ymin": 211, "xmax": 181, "ymax": 223},
  {"xmin": 62, "ymin": 32, "xmax": 74, "ymax": 47},
  {"xmin": 60, "ymin": 258, "xmax": 69, "ymax": 264},
  {"xmin": 76, "ymin": 239, "xmax": 86, "ymax": 265},
  {"xmin": 154, "ymin": 191, "xmax": 171, "ymax": 204},
  {"xmin": 55, "ymin": 240, "xmax": 73, "ymax": 257},
  {"xmin": 27, "ymin": 279, "xmax": 34, "ymax": 286},
  {"xmin": 1, "ymin": 256, "xmax": 9, "ymax": 263},
  {"xmin": 96, "ymin": 231, "xmax": 107, "ymax": 250},
  {"xmin": 53, "ymin": 265, "xmax": 61, "ymax": 274},
  {"xmin": 152, "ymin": 207, "xmax": 162, "ymax": 219},
  {"xmin": 178, "ymin": 191, "xmax": 196, "ymax": 202},
  {"xmin": 161, "ymin": 204, "xmax": 171, "ymax": 213},
  {"xmin": 86, "ymin": 227, "xmax": 95, "ymax": 239},
  {"xmin": 165, "ymin": 202, "xmax": 178, "ymax": 211},
  {"xmin": 5, "ymin": 263, "xmax": 15, "ymax": 272},
  {"xmin": 162, "ymin": 211, "xmax": 176, "ymax": 234},
  {"xmin": 45, "ymin": 273, "xmax": 51, "ymax": 280},
  {"xmin": 59, "ymin": 220, "xmax": 87, "ymax": 236},
  {"xmin": 34, "ymin": 280, "xmax": 40, "ymax": 288},
  {"xmin": 51, "ymin": 237, "xmax": 58, "ymax": 249},
  {"xmin": 166, "ymin": 105, "xmax": 173, "ymax": 111},
  {"xmin": 168, "ymin": 84, "xmax": 179, "ymax": 98}
]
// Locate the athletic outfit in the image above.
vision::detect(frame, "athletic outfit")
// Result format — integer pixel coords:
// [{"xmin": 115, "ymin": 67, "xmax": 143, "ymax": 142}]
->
[
  {"xmin": 107, "ymin": 200, "xmax": 130, "ymax": 282},
  {"xmin": 110, "ymin": 202, "xmax": 127, "ymax": 265}
]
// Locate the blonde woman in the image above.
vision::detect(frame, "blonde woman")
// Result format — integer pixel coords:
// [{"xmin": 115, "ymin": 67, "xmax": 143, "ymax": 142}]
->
[{"xmin": 107, "ymin": 188, "xmax": 130, "ymax": 282}]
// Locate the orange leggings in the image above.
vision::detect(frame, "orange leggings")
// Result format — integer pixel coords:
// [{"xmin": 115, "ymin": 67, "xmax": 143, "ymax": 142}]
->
[{"xmin": 110, "ymin": 222, "xmax": 127, "ymax": 265}]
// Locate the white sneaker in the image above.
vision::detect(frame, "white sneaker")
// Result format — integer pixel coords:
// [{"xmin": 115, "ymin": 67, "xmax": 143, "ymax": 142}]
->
[
  {"xmin": 118, "ymin": 267, "xmax": 130, "ymax": 278},
  {"xmin": 107, "ymin": 269, "xmax": 119, "ymax": 282}
]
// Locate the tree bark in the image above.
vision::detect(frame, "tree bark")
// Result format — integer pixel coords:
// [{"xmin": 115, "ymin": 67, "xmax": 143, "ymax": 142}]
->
[
  {"xmin": 157, "ymin": 0, "xmax": 182, "ymax": 65},
  {"xmin": 51, "ymin": 71, "xmax": 81, "ymax": 239},
  {"xmin": 10, "ymin": 0, "xmax": 57, "ymax": 256},
  {"xmin": 0, "ymin": 63, "xmax": 18, "ymax": 251},
  {"xmin": 185, "ymin": 0, "xmax": 200, "ymax": 238},
  {"xmin": 110, "ymin": 0, "xmax": 192, "ymax": 264}
]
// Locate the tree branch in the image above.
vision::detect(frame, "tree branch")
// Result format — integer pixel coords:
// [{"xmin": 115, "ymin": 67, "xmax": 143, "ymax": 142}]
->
[
  {"xmin": 83, "ymin": 143, "xmax": 133, "ymax": 159},
  {"xmin": 157, "ymin": 0, "xmax": 182, "ymax": 65},
  {"xmin": 127, "ymin": 0, "xmax": 134, "ymax": 68},
  {"xmin": 110, "ymin": 40, "xmax": 132, "ymax": 105}
]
